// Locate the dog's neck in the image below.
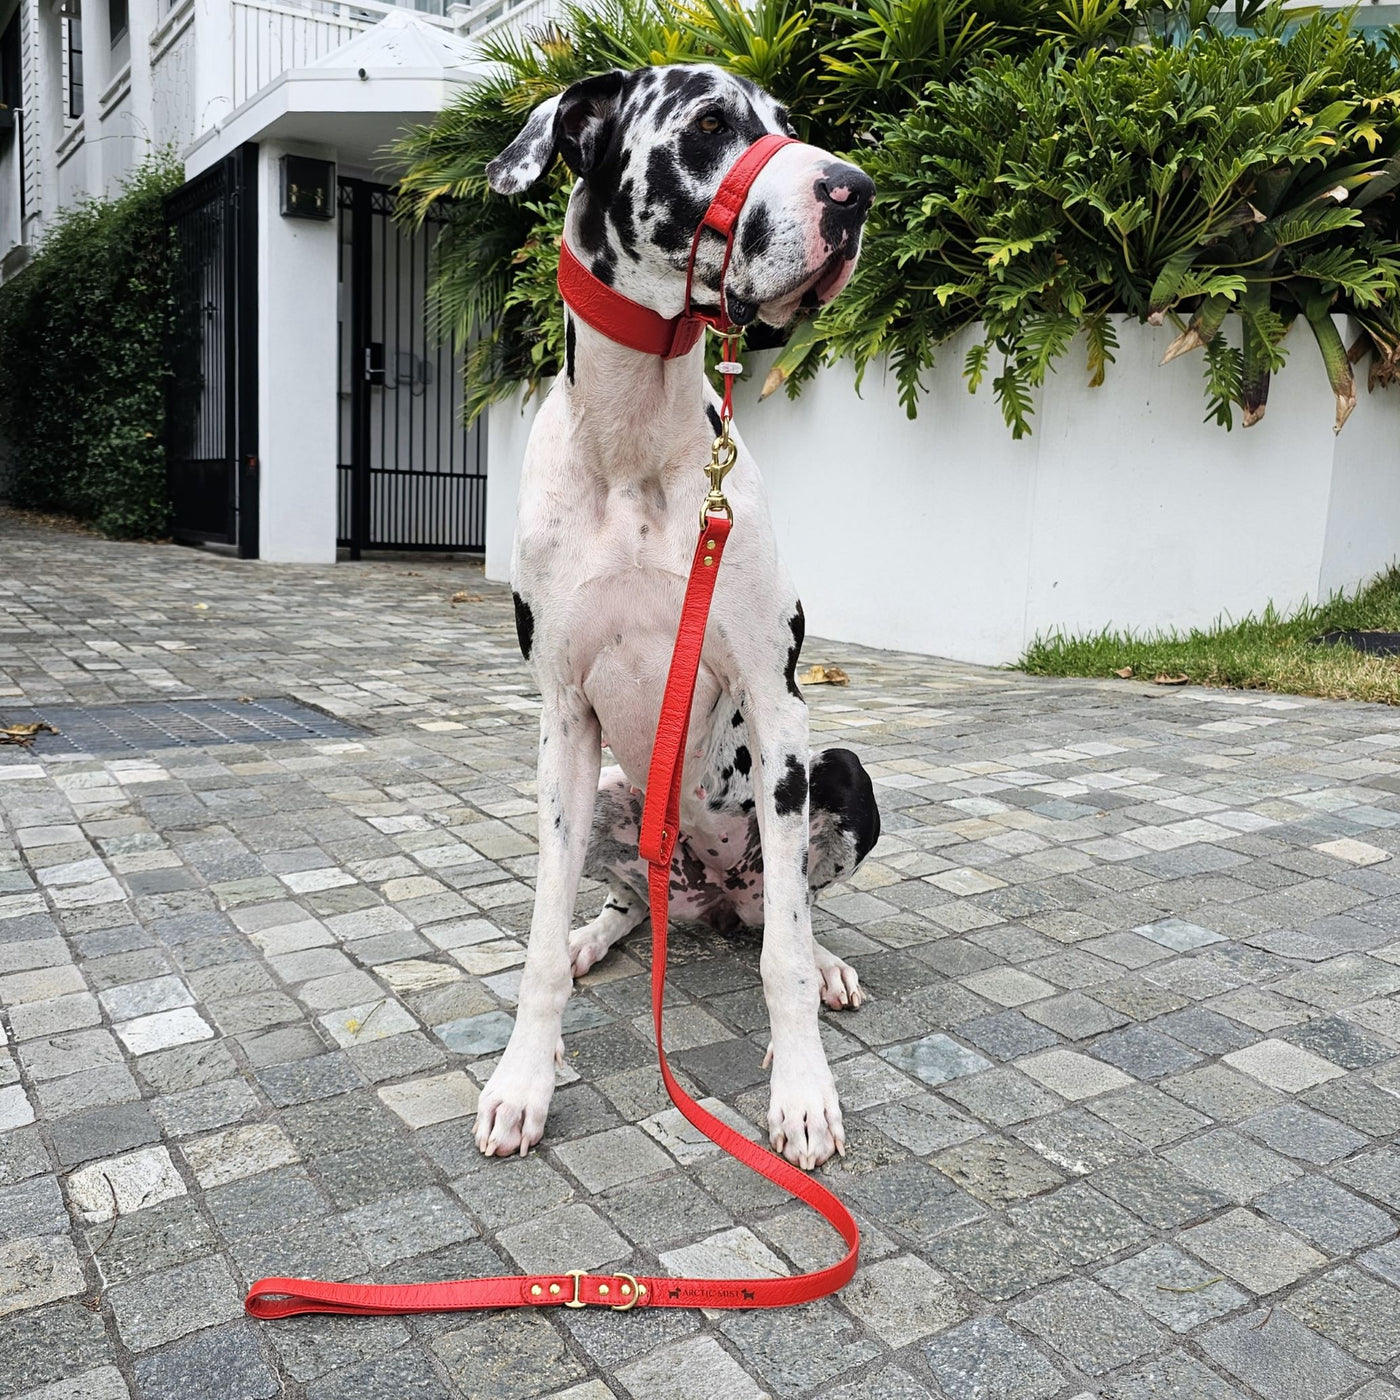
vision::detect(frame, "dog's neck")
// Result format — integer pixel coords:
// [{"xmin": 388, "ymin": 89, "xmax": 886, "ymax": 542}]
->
[{"xmin": 561, "ymin": 298, "xmax": 711, "ymax": 481}]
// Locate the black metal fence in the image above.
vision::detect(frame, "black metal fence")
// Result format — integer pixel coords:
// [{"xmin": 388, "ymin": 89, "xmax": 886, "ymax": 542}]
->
[
  {"xmin": 165, "ymin": 146, "xmax": 258, "ymax": 556},
  {"xmin": 337, "ymin": 179, "xmax": 486, "ymax": 556}
]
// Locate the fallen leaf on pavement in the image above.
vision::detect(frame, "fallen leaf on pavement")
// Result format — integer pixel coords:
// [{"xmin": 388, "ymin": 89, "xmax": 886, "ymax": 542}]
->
[
  {"xmin": 450, "ymin": 592, "xmax": 485, "ymax": 604},
  {"xmin": 1, "ymin": 721, "xmax": 58, "ymax": 746},
  {"xmin": 799, "ymin": 664, "xmax": 850, "ymax": 686},
  {"xmin": 1153, "ymin": 673, "xmax": 1190, "ymax": 686},
  {"xmin": 1113, "ymin": 666, "xmax": 1134, "ymax": 678}
]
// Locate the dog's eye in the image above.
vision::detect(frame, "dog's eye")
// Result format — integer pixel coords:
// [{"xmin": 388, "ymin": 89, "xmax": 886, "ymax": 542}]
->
[{"xmin": 696, "ymin": 112, "xmax": 726, "ymax": 134}]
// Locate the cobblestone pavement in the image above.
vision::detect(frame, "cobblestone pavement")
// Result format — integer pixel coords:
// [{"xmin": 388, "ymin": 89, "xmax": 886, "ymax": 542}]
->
[{"xmin": 3, "ymin": 511, "xmax": 1400, "ymax": 1400}]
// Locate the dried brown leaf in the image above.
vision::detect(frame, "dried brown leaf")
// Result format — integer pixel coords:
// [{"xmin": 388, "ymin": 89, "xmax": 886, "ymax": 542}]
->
[
  {"xmin": 1113, "ymin": 666, "xmax": 1134, "ymax": 679},
  {"xmin": 1153, "ymin": 673, "xmax": 1190, "ymax": 686}
]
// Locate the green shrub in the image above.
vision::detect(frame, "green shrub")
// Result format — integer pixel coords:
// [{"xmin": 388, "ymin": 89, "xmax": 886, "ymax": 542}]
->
[
  {"xmin": 400, "ymin": 1, "xmax": 1400, "ymax": 435},
  {"xmin": 799, "ymin": 15, "xmax": 1400, "ymax": 435},
  {"xmin": 395, "ymin": 0, "xmax": 1141, "ymax": 421},
  {"xmin": 0, "ymin": 154, "xmax": 182, "ymax": 537}
]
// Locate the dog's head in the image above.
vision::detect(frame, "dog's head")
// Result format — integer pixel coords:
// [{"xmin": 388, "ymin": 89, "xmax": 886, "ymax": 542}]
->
[{"xmin": 487, "ymin": 64, "xmax": 873, "ymax": 328}]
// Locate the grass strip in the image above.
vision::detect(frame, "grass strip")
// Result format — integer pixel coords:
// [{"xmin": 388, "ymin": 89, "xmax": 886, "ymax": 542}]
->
[{"xmin": 1020, "ymin": 567, "xmax": 1400, "ymax": 705}]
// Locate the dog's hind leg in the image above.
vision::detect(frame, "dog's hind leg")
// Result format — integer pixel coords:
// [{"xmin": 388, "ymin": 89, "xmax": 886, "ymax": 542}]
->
[
  {"xmin": 807, "ymin": 749, "xmax": 881, "ymax": 1010},
  {"xmin": 568, "ymin": 767, "xmax": 650, "ymax": 977},
  {"xmin": 570, "ymin": 880, "xmax": 648, "ymax": 977}
]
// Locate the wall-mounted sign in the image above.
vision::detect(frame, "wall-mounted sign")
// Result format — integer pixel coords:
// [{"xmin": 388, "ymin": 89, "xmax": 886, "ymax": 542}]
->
[{"xmin": 280, "ymin": 155, "xmax": 335, "ymax": 221}]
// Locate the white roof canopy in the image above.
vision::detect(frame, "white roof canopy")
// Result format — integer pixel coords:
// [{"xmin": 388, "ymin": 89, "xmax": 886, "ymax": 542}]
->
[{"xmin": 186, "ymin": 11, "xmax": 486, "ymax": 178}]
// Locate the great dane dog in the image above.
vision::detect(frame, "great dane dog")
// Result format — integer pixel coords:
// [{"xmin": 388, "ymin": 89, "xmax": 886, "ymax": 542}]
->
[{"xmin": 476, "ymin": 64, "xmax": 880, "ymax": 1170}]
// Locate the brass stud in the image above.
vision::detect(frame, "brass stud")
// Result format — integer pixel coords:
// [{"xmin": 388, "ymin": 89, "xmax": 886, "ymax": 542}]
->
[
  {"xmin": 549, "ymin": 1283, "xmax": 561, "ymax": 1296},
  {"xmin": 703, "ymin": 555, "xmax": 713, "ymax": 567},
  {"xmin": 530, "ymin": 1285, "xmax": 543, "ymax": 1297},
  {"xmin": 598, "ymin": 1283, "xmax": 610, "ymax": 1297},
  {"xmin": 638, "ymin": 1285, "xmax": 647, "ymax": 1296},
  {"xmin": 706, "ymin": 539, "xmax": 716, "ymax": 550},
  {"xmin": 620, "ymin": 1283, "xmax": 632, "ymax": 1296}
]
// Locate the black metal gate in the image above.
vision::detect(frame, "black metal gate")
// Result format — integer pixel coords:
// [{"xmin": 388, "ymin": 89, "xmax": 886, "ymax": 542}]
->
[
  {"xmin": 165, "ymin": 145, "xmax": 259, "ymax": 556},
  {"xmin": 338, "ymin": 179, "xmax": 485, "ymax": 556}
]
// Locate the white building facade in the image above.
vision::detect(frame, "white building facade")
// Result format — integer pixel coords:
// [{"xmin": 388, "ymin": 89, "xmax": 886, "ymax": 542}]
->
[
  {"xmin": 0, "ymin": 0, "xmax": 558, "ymax": 561},
  {"xmin": 5, "ymin": 0, "xmax": 1400, "ymax": 663}
]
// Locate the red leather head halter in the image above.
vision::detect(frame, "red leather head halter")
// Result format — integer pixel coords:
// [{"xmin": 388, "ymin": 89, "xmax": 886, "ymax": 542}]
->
[{"xmin": 556, "ymin": 133, "xmax": 797, "ymax": 359}]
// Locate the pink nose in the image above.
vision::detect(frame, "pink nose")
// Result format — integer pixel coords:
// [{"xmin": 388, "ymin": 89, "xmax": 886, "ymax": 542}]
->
[{"xmin": 814, "ymin": 165, "xmax": 874, "ymax": 220}]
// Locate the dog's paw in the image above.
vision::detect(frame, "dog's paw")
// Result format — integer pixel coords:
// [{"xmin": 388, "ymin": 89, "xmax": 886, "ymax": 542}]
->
[
  {"xmin": 767, "ymin": 1056, "xmax": 845, "ymax": 1170},
  {"xmin": 474, "ymin": 1041, "xmax": 562, "ymax": 1158},
  {"xmin": 567, "ymin": 923, "xmax": 612, "ymax": 979},
  {"xmin": 814, "ymin": 944, "xmax": 864, "ymax": 1010}
]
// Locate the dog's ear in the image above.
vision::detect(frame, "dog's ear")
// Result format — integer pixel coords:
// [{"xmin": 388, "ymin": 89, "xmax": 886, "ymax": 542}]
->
[{"xmin": 486, "ymin": 71, "xmax": 626, "ymax": 195}]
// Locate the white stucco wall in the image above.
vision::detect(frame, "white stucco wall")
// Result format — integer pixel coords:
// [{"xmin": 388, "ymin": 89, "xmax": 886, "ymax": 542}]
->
[
  {"xmin": 257, "ymin": 139, "xmax": 340, "ymax": 562},
  {"xmin": 486, "ymin": 319, "xmax": 1400, "ymax": 665}
]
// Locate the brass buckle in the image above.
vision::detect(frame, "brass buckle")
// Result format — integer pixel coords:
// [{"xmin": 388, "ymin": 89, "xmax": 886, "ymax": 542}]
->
[
  {"xmin": 700, "ymin": 430, "xmax": 737, "ymax": 527},
  {"xmin": 563, "ymin": 1270, "xmax": 588, "ymax": 1308}
]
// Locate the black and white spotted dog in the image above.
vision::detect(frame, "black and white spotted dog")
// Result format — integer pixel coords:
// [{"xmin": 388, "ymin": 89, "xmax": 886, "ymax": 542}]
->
[{"xmin": 476, "ymin": 64, "xmax": 880, "ymax": 1170}]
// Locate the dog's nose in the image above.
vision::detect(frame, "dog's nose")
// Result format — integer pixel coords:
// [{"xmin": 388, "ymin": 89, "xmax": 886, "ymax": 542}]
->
[{"xmin": 814, "ymin": 164, "xmax": 874, "ymax": 219}]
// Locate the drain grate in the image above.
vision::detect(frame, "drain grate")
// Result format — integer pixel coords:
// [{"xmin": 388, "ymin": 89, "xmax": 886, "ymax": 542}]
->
[{"xmin": 0, "ymin": 698, "xmax": 361, "ymax": 757}]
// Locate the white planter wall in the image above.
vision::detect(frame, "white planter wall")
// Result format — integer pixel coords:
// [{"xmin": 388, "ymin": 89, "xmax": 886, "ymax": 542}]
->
[{"xmin": 486, "ymin": 319, "xmax": 1400, "ymax": 666}]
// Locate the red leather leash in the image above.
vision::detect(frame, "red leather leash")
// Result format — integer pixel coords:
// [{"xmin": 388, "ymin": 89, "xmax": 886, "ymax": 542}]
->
[
  {"xmin": 245, "ymin": 505, "xmax": 859, "ymax": 1321},
  {"xmin": 245, "ymin": 127, "xmax": 860, "ymax": 1323}
]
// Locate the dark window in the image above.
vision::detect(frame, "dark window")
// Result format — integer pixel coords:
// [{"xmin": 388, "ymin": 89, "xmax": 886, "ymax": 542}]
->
[
  {"xmin": 0, "ymin": 13, "xmax": 20, "ymax": 116},
  {"xmin": 109, "ymin": 0, "xmax": 128, "ymax": 42},
  {"xmin": 66, "ymin": 20, "xmax": 83, "ymax": 119}
]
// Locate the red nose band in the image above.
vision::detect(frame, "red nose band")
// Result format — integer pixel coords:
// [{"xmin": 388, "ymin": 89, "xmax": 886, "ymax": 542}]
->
[{"xmin": 557, "ymin": 133, "xmax": 797, "ymax": 359}]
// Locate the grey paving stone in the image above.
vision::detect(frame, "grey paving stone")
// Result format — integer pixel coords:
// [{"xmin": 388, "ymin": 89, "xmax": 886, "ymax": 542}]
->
[
  {"xmin": 615, "ymin": 1335, "xmax": 763, "ymax": 1400},
  {"xmin": 433, "ymin": 1312, "xmax": 585, "ymax": 1399},
  {"xmin": 1333, "ymin": 1145, "xmax": 1400, "ymax": 1210},
  {"xmin": 935, "ymin": 1136, "xmax": 1066, "ymax": 1206},
  {"xmin": 1097, "ymin": 1241, "xmax": 1249, "ymax": 1332},
  {"xmin": 1164, "ymin": 1128, "xmax": 1302, "ymax": 1203},
  {"xmin": 1255, "ymin": 1173, "xmax": 1397, "ymax": 1255},
  {"xmin": 936, "ymin": 1066, "xmax": 1062, "ymax": 1127},
  {"xmin": 924, "ymin": 1316, "xmax": 1064, "ymax": 1400},
  {"xmin": 496, "ymin": 1203, "xmax": 628, "ymax": 1274},
  {"xmin": 1102, "ymin": 1351, "xmax": 1247, "ymax": 1400},
  {"xmin": 1086, "ymin": 1083, "xmax": 1212, "ymax": 1148},
  {"xmin": 0, "ymin": 1302, "xmax": 112, "ymax": 1396},
  {"xmin": 1239, "ymin": 1103, "xmax": 1369, "ymax": 1165},
  {"xmin": 267, "ymin": 1313, "xmax": 411, "ymax": 1384},
  {"xmin": 877, "ymin": 1033, "xmax": 991, "ymax": 1085},
  {"xmin": 0, "ymin": 1127, "xmax": 51, "ymax": 1187},
  {"xmin": 717, "ymin": 1299, "xmax": 883, "ymax": 1393},
  {"xmin": 930, "ymin": 1218, "xmax": 1070, "ymax": 1301},
  {"xmin": 1012, "ymin": 1107, "xmax": 1139, "ymax": 1176},
  {"xmin": 132, "ymin": 1323, "xmax": 279, "ymax": 1400},
  {"xmin": 957, "ymin": 1009, "xmax": 1060, "ymax": 1060},
  {"xmin": 304, "ymin": 1345, "xmax": 456, "ymax": 1400},
  {"xmin": 1181, "ymin": 1208, "xmax": 1328, "ymax": 1294},
  {"xmin": 106, "ymin": 1255, "xmax": 243, "ymax": 1351},
  {"xmin": 1283, "ymin": 1264, "xmax": 1400, "ymax": 1362},
  {"xmin": 1360, "ymin": 1237, "xmax": 1400, "ymax": 1287},
  {"xmin": 342, "ymin": 1186, "xmax": 477, "ymax": 1265},
  {"xmin": 255, "ymin": 1051, "xmax": 364, "ymax": 1106},
  {"xmin": 1009, "ymin": 1181, "xmax": 1150, "ymax": 1267},
  {"xmin": 0, "ymin": 1176, "xmax": 66, "ymax": 1242},
  {"xmin": 1200, "ymin": 1309, "xmax": 1371, "ymax": 1400},
  {"xmin": 821, "ymin": 1365, "xmax": 936, "ymax": 1400},
  {"xmin": 1009, "ymin": 1278, "xmax": 1165, "ymax": 1376},
  {"xmin": 84, "ymin": 1195, "xmax": 217, "ymax": 1288},
  {"xmin": 48, "ymin": 1102, "xmax": 158, "ymax": 1168},
  {"xmin": 1090, "ymin": 1025, "xmax": 1202, "ymax": 1080},
  {"xmin": 1094, "ymin": 1157, "xmax": 1233, "ymax": 1229}
]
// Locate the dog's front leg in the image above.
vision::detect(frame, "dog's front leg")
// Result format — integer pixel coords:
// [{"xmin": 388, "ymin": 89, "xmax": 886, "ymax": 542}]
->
[
  {"xmin": 475, "ymin": 694, "xmax": 601, "ymax": 1157},
  {"xmin": 750, "ymin": 691, "xmax": 845, "ymax": 1170}
]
